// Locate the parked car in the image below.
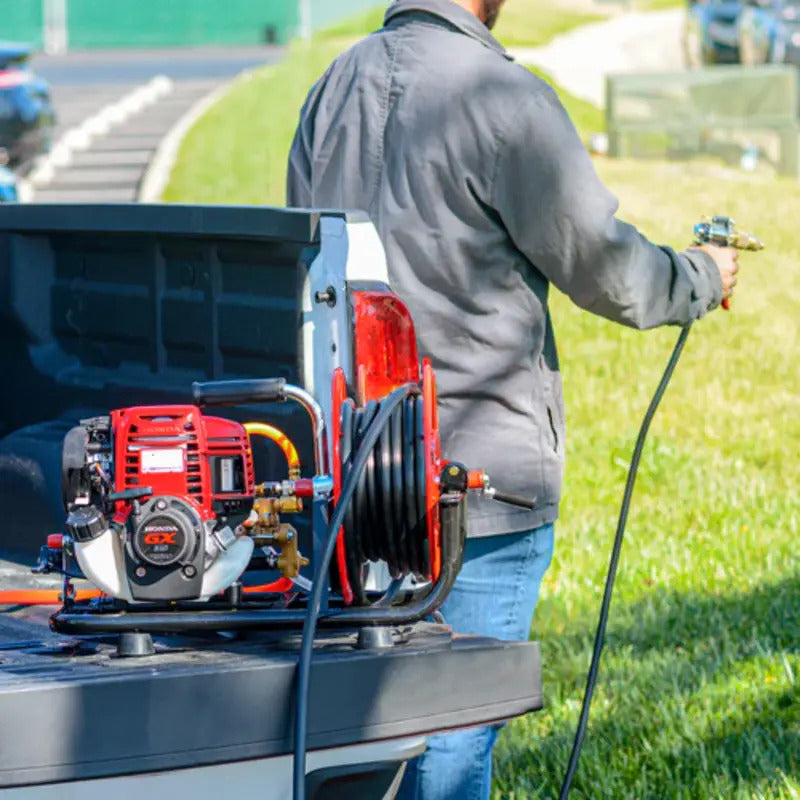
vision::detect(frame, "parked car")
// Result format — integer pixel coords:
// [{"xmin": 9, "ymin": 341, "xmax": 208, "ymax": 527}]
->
[
  {"xmin": 738, "ymin": 0, "xmax": 800, "ymax": 64},
  {"xmin": 684, "ymin": 0, "xmax": 745, "ymax": 66},
  {"xmin": 0, "ymin": 164, "xmax": 18, "ymax": 201},
  {"xmin": 0, "ymin": 43, "xmax": 55, "ymax": 168}
]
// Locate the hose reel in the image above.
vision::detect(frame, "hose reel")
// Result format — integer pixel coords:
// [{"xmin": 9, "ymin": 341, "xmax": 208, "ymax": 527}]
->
[{"xmin": 332, "ymin": 362, "xmax": 443, "ymax": 606}]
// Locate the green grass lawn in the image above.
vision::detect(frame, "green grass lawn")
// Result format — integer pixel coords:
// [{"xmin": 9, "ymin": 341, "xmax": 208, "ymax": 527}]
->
[
  {"xmin": 162, "ymin": 39, "xmax": 342, "ymax": 205},
  {"xmin": 163, "ymin": 7, "xmax": 799, "ymax": 799},
  {"xmin": 492, "ymin": 160, "xmax": 800, "ymax": 799}
]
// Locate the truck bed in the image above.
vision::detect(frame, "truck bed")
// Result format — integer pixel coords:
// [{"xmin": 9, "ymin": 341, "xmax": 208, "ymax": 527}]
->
[
  {"xmin": 0, "ymin": 603, "xmax": 542, "ymax": 789},
  {"xmin": 0, "ymin": 203, "xmax": 544, "ymax": 796}
]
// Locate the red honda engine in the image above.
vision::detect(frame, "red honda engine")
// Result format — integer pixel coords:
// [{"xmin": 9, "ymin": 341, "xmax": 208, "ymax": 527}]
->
[{"xmin": 62, "ymin": 406, "xmax": 256, "ymax": 602}]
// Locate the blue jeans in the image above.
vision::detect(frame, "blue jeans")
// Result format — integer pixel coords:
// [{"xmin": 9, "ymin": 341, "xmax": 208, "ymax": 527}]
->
[{"xmin": 397, "ymin": 524, "xmax": 555, "ymax": 800}]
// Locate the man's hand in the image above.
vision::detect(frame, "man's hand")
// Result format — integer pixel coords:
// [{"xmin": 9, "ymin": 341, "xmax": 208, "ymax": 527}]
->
[{"xmin": 691, "ymin": 244, "xmax": 740, "ymax": 301}]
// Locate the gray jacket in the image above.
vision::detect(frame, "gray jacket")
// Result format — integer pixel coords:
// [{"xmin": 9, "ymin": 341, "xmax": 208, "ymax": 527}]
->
[{"xmin": 287, "ymin": 0, "xmax": 723, "ymax": 537}]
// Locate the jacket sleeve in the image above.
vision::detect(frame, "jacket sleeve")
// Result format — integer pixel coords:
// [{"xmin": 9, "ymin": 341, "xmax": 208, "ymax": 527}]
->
[
  {"xmin": 490, "ymin": 84, "xmax": 723, "ymax": 329},
  {"xmin": 286, "ymin": 103, "xmax": 313, "ymax": 208}
]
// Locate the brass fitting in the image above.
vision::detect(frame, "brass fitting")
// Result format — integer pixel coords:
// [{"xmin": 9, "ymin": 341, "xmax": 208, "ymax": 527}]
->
[
  {"xmin": 247, "ymin": 498, "xmax": 308, "ymax": 579},
  {"xmin": 251, "ymin": 496, "xmax": 304, "ymax": 529},
  {"xmin": 274, "ymin": 496, "xmax": 303, "ymax": 515},
  {"xmin": 274, "ymin": 524, "xmax": 309, "ymax": 579},
  {"xmin": 252, "ymin": 497, "xmax": 280, "ymax": 530}
]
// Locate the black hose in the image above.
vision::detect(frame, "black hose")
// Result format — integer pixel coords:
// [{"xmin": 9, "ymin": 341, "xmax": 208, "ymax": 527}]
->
[
  {"xmin": 339, "ymin": 394, "xmax": 429, "ymax": 601},
  {"xmin": 558, "ymin": 323, "xmax": 692, "ymax": 799},
  {"xmin": 292, "ymin": 384, "xmax": 418, "ymax": 800}
]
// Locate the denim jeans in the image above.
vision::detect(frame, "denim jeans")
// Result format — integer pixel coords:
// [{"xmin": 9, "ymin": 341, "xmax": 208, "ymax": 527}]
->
[{"xmin": 396, "ymin": 523, "xmax": 555, "ymax": 800}]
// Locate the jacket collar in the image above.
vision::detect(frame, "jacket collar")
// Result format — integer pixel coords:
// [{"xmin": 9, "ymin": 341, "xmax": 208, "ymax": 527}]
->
[{"xmin": 384, "ymin": 0, "xmax": 513, "ymax": 60}]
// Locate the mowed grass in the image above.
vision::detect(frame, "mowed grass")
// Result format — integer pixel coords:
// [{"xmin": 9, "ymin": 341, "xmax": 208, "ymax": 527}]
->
[
  {"xmin": 493, "ymin": 160, "xmax": 800, "ymax": 799},
  {"xmin": 163, "ymin": 11, "xmax": 799, "ymax": 800},
  {"xmin": 162, "ymin": 39, "xmax": 345, "ymax": 205}
]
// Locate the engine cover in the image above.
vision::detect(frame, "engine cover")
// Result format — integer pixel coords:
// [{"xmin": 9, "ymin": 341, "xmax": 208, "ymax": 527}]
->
[
  {"xmin": 63, "ymin": 405, "xmax": 257, "ymax": 603},
  {"xmin": 111, "ymin": 405, "xmax": 255, "ymax": 527},
  {"xmin": 125, "ymin": 496, "xmax": 205, "ymax": 601}
]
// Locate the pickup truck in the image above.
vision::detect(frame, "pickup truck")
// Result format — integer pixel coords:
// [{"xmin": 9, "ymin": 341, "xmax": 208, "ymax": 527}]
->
[{"xmin": 0, "ymin": 203, "xmax": 542, "ymax": 799}]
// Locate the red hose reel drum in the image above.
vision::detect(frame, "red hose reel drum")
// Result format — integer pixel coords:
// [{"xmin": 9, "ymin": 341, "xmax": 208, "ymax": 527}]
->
[{"xmin": 331, "ymin": 288, "xmax": 444, "ymax": 606}]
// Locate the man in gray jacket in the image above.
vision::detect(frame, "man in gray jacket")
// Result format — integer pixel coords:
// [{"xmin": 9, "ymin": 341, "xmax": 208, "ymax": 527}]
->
[{"xmin": 287, "ymin": 1, "xmax": 738, "ymax": 797}]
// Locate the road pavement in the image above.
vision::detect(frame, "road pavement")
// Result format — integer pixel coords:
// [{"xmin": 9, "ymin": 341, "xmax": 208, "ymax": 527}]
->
[{"xmin": 26, "ymin": 46, "xmax": 283, "ymax": 202}]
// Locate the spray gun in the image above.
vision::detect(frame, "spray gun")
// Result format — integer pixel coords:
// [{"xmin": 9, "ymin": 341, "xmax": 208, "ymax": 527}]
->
[{"xmin": 693, "ymin": 215, "xmax": 764, "ymax": 309}]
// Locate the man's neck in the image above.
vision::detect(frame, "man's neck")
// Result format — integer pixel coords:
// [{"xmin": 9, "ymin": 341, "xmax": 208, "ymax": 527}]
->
[{"xmin": 451, "ymin": 0, "xmax": 485, "ymax": 23}]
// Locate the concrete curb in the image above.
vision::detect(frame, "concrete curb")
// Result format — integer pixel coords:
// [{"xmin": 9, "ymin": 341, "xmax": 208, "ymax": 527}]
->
[
  {"xmin": 138, "ymin": 68, "xmax": 262, "ymax": 203},
  {"xmin": 21, "ymin": 75, "xmax": 175, "ymax": 203}
]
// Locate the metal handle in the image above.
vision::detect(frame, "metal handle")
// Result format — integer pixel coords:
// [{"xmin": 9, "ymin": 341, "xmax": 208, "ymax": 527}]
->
[
  {"xmin": 191, "ymin": 379, "xmax": 327, "ymax": 477},
  {"xmin": 466, "ymin": 470, "xmax": 536, "ymax": 510},
  {"xmin": 192, "ymin": 378, "xmax": 287, "ymax": 407},
  {"xmin": 488, "ymin": 488, "xmax": 537, "ymax": 510}
]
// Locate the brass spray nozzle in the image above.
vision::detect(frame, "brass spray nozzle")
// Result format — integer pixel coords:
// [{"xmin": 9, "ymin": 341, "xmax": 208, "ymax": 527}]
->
[{"xmin": 693, "ymin": 215, "xmax": 764, "ymax": 251}]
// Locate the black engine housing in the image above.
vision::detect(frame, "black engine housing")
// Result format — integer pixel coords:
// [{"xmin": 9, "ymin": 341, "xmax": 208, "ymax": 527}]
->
[{"xmin": 124, "ymin": 496, "xmax": 205, "ymax": 601}]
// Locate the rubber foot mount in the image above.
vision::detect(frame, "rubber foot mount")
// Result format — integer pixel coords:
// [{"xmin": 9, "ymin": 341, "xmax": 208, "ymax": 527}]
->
[
  {"xmin": 357, "ymin": 626, "xmax": 394, "ymax": 650},
  {"xmin": 116, "ymin": 631, "xmax": 155, "ymax": 658}
]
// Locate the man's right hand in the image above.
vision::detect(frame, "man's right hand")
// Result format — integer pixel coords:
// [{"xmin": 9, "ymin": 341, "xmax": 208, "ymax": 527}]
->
[{"xmin": 690, "ymin": 244, "xmax": 740, "ymax": 302}]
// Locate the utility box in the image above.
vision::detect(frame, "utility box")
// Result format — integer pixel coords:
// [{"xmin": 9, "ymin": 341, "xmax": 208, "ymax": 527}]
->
[{"xmin": 606, "ymin": 65, "xmax": 800, "ymax": 177}]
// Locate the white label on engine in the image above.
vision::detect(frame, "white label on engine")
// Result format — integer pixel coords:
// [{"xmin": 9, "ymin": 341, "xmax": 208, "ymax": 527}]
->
[
  {"xmin": 141, "ymin": 448, "xmax": 184, "ymax": 473},
  {"xmin": 220, "ymin": 458, "xmax": 235, "ymax": 492}
]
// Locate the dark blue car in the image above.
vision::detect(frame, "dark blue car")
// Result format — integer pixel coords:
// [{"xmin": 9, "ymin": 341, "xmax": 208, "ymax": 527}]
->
[
  {"xmin": 0, "ymin": 43, "xmax": 55, "ymax": 168},
  {"xmin": 0, "ymin": 165, "xmax": 18, "ymax": 202},
  {"xmin": 684, "ymin": 0, "xmax": 745, "ymax": 66},
  {"xmin": 738, "ymin": 0, "xmax": 800, "ymax": 64}
]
